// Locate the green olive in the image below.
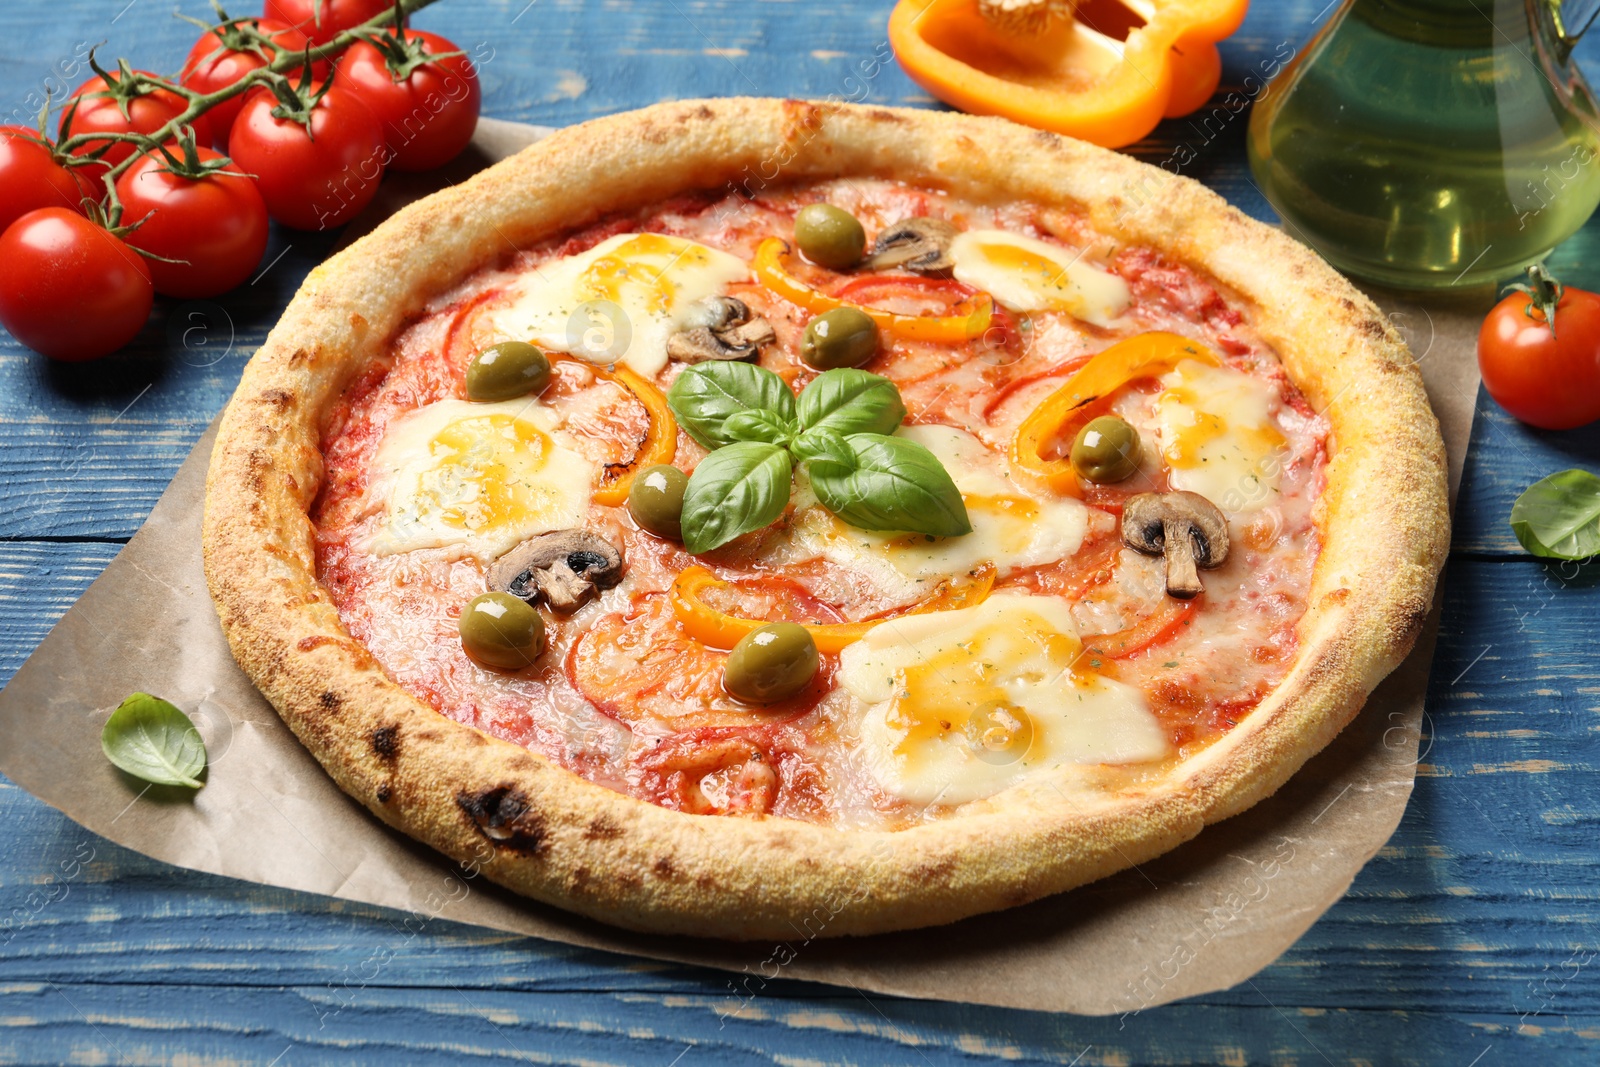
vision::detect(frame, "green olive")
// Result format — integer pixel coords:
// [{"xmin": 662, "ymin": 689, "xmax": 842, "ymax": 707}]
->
[
  {"xmin": 724, "ymin": 622, "xmax": 820, "ymax": 704},
  {"xmin": 1070, "ymin": 415, "xmax": 1142, "ymax": 483},
  {"xmin": 459, "ymin": 592, "xmax": 546, "ymax": 671},
  {"xmin": 627, "ymin": 464, "xmax": 688, "ymax": 540},
  {"xmin": 466, "ymin": 341, "xmax": 552, "ymax": 402},
  {"xmin": 793, "ymin": 203, "xmax": 866, "ymax": 270},
  {"xmin": 801, "ymin": 307, "xmax": 879, "ymax": 370}
]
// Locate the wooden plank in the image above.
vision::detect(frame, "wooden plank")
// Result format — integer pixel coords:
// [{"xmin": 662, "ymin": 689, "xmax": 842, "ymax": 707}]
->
[{"xmin": 0, "ymin": 980, "xmax": 1592, "ymax": 1065}]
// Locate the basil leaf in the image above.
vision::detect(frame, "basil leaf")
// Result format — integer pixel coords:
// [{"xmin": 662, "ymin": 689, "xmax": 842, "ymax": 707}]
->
[
  {"xmin": 791, "ymin": 427, "xmax": 855, "ymax": 466},
  {"xmin": 796, "ymin": 369, "xmax": 907, "ymax": 438},
  {"xmin": 667, "ymin": 362, "xmax": 797, "ymax": 449},
  {"xmin": 681, "ymin": 442, "xmax": 795, "ymax": 553},
  {"xmin": 1511, "ymin": 468, "xmax": 1600, "ymax": 560},
  {"xmin": 724, "ymin": 408, "xmax": 796, "ymax": 446},
  {"xmin": 101, "ymin": 692, "xmax": 206, "ymax": 789},
  {"xmin": 809, "ymin": 434, "xmax": 972, "ymax": 537}
]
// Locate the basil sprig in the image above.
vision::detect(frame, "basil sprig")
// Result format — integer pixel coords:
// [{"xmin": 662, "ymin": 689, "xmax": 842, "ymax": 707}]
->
[
  {"xmin": 667, "ymin": 364, "xmax": 971, "ymax": 553},
  {"xmin": 1511, "ymin": 468, "xmax": 1600, "ymax": 560}
]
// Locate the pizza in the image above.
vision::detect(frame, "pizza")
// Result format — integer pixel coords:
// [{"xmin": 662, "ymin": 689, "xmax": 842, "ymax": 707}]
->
[{"xmin": 203, "ymin": 98, "xmax": 1449, "ymax": 938}]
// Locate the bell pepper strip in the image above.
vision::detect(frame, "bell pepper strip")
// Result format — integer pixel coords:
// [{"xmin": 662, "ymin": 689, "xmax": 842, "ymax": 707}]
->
[
  {"xmin": 671, "ymin": 561, "xmax": 997, "ymax": 653},
  {"xmin": 752, "ymin": 238, "xmax": 994, "ymax": 344},
  {"xmin": 1010, "ymin": 330, "xmax": 1221, "ymax": 495},
  {"xmin": 887, "ymin": 0, "xmax": 1251, "ymax": 149},
  {"xmin": 1080, "ymin": 596, "xmax": 1197, "ymax": 658},
  {"xmin": 548, "ymin": 352, "xmax": 677, "ymax": 507}
]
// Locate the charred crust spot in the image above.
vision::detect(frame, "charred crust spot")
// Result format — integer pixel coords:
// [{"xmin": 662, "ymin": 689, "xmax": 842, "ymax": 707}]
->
[
  {"xmin": 376, "ymin": 783, "xmax": 392, "ymax": 804},
  {"xmin": 456, "ymin": 786, "xmax": 548, "ymax": 855},
  {"xmin": 653, "ymin": 856, "xmax": 679, "ymax": 881},
  {"xmin": 694, "ymin": 104, "xmax": 713, "ymax": 120},
  {"xmin": 258, "ymin": 388, "xmax": 294, "ymax": 409},
  {"xmin": 584, "ymin": 816, "xmax": 624, "ymax": 841},
  {"xmin": 371, "ymin": 725, "xmax": 400, "ymax": 760},
  {"xmin": 318, "ymin": 690, "xmax": 341, "ymax": 712},
  {"xmin": 867, "ymin": 108, "xmax": 905, "ymax": 124},
  {"xmin": 1360, "ymin": 317, "xmax": 1387, "ymax": 339}
]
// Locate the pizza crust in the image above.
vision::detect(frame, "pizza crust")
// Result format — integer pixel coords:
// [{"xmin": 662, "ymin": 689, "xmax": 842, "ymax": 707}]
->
[{"xmin": 203, "ymin": 98, "xmax": 1449, "ymax": 938}]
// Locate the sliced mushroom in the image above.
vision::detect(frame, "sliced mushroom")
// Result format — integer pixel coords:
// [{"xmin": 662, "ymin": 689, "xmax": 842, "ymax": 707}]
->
[
  {"xmin": 1121, "ymin": 492, "xmax": 1230, "ymax": 600},
  {"xmin": 864, "ymin": 217, "xmax": 958, "ymax": 274},
  {"xmin": 487, "ymin": 530, "xmax": 624, "ymax": 613},
  {"xmin": 666, "ymin": 296, "xmax": 776, "ymax": 363}
]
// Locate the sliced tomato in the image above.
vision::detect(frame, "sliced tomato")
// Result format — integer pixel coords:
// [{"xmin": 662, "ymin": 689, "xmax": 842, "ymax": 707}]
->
[
  {"xmin": 632, "ymin": 727, "xmax": 781, "ymax": 815},
  {"xmin": 566, "ymin": 593, "xmax": 834, "ymax": 730},
  {"xmin": 1081, "ymin": 597, "xmax": 1197, "ymax": 659}
]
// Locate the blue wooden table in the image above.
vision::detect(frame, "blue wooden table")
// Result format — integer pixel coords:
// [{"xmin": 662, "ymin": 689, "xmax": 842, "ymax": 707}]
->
[{"xmin": 3, "ymin": 1, "xmax": 1599, "ymax": 1062}]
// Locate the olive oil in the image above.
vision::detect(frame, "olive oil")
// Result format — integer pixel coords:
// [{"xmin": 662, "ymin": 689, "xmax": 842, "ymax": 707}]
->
[{"xmin": 1248, "ymin": 0, "xmax": 1600, "ymax": 290}]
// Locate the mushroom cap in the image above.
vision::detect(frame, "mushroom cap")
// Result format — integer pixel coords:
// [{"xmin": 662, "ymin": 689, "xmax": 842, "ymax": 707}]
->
[
  {"xmin": 487, "ymin": 530, "xmax": 624, "ymax": 612},
  {"xmin": 864, "ymin": 217, "xmax": 958, "ymax": 274},
  {"xmin": 666, "ymin": 297, "xmax": 776, "ymax": 363},
  {"xmin": 1121, "ymin": 491, "xmax": 1230, "ymax": 568}
]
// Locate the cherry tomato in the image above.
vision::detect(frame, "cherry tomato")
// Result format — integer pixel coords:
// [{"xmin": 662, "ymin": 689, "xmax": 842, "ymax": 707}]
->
[
  {"xmin": 227, "ymin": 83, "xmax": 385, "ymax": 230},
  {"xmin": 263, "ymin": 0, "xmax": 390, "ymax": 46},
  {"xmin": 114, "ymin": 147, "xmax": 269, "ymax": 298},
  {"xmin": 339, "ymin": 28, "xmax": 481, "ymax": 171},
  {"xmin": 1478, "ymin": 266, "xmax": 1600, "ymax": 430},
  {"xmin": 0, "ymin": 127, "xmax": 88, "ymax": 234},
  {"xmin": 0, "ymin": 207, "xmax": 152, "ymax": 361},
  {"xmin": 59, "ymin": 72, "xmax": 213, "ymax": 176},
  {"xmin": 179, "ymin": 18, "xmax": 320, "ymax": 149}
]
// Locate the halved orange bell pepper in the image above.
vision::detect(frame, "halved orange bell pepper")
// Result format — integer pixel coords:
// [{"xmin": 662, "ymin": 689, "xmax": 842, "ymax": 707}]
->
[
  {"xmin": 752, "ymin": 238, "xmax": 993, "ymax": 344},
  {"xmin": 671, "ymin": 562, "xmax": 997, "ymax": 652},
  {"xmin": 888, "ymin": 0, "xmax": 1251, "ymax": 148},
  {"xmin": 548, "ymin": 353, "xmax": 677, "ymax": 507},
  {"xmin": 1010, "ymin": 331, "xmax": 1220, "ymax": 494}
]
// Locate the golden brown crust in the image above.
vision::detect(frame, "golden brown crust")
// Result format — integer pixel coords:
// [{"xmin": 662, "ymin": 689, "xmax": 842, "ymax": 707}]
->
[{"xmin": 202, "ymin": 98, "xmax": 1449, "ymax": 938}]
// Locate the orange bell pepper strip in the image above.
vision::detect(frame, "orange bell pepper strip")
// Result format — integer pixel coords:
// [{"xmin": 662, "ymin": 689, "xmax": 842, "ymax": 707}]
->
[
  {"xmin": 752, "ymin": 238, "xmax": 993, "ymax": 344},
  {"xmin": 1010, "ymin": 331, "xmax": 1220, "ymax": 495},
  {"xmin": 548, "ymin": 352, "xmax": 677, "ymax": 507},
  {"xmin": 887, "ymin": 0, "xmax": 1251, "ymax": 149},
  {"xmin": 671, "ymin": 562, "xmax": 997, "ymax": 653}
]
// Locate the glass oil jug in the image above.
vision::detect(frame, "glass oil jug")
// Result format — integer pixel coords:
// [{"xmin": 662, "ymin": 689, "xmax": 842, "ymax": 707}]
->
[{"xmin": 1247, "ymin": 0, "xmax": 1600, "ymax": 289}]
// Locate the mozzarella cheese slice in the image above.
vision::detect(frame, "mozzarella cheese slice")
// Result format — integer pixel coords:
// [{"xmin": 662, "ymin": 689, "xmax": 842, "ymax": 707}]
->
[
  {"xmin": 839, "ymin": 592, "xmax": 1169, "ymax": 805},
  {"xmin": 485, "ymin": 233, "xmax": 751, "ymax": 377},
  {"xmin": 1152, "ymin": 359, "xmax": 1288, "ymax": 513},
  {"xmin": 950, "ymin": 229, "xmax": 1130, "ymax": 326},
  {"xmin": 783, "ymin": 425, "xmax": 1090, "ymax": 605},
  {"xmin": 367, "ymin": 398, "xmax": 595, "ymax": 562}
]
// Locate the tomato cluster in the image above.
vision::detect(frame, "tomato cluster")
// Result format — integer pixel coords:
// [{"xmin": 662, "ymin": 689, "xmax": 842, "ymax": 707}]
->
[{"xmin": 0, "ymin": 2, "xmax": 480, "ymax": 361}]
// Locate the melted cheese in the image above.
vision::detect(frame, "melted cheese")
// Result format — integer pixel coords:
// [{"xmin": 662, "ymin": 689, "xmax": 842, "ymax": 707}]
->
[
  {"xmin": 839, "ymin": 593, "xmax": 1169, "ymax": 805},
  {"xmin": 367, "ymin": 399, "xmax": 595, "ymax": 562},
  {"xmin": 1152, "ymin": 359, "xmax": 1287, "ymax": 513},
  {"xmin": 949, "ymin": 229, "xmax": 1130, "ymax": 326},
  {"xmin": 783, "ymin": 425, "xmax": 1089, "ymax": 605},
  {"xmin": 486, "ymin": 233, "xmax": 750, "ymax": 377}
]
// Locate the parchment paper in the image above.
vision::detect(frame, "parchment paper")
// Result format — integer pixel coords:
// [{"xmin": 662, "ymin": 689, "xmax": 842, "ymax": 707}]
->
[{"xmin": 0, "ymin": 117, "xmax": 1483, "ymax": 1016}]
